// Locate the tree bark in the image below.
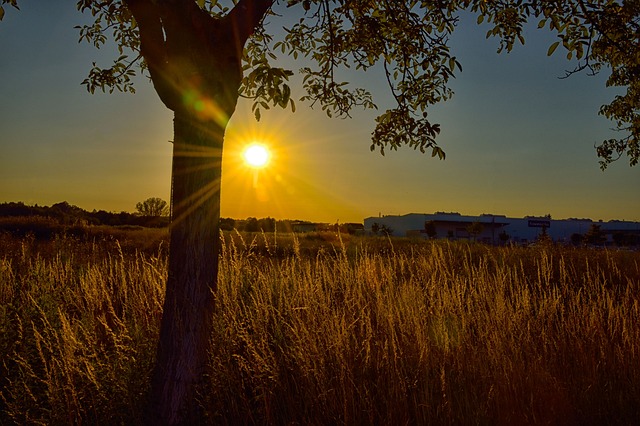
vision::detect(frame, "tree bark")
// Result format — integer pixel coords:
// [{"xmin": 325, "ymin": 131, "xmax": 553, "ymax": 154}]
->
[{"xmin": 146, "ymin": 112, "xmax": 225, "ymax": 425}]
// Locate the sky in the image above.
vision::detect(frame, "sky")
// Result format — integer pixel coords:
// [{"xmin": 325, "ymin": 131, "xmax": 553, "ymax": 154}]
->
[{"xmin": 1, "ymin": 1, "xmax": 638, "ymax": 224}]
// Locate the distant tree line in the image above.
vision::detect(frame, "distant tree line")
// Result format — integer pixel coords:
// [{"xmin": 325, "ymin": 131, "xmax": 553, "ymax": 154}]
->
[
  {"xmin": 0, "ymin": 202, "xmax": 365, "ymax": 235},
  {"xmin": 571, "ymin": 224, "xmax": 639, "ymax": 247},
  {"xmin": 0, "ymin": 201, "xmax": 169, "ymax": 228},
  {"xmin": 222, "ymin": 217, "xmax": 363, "ymax": 235}
]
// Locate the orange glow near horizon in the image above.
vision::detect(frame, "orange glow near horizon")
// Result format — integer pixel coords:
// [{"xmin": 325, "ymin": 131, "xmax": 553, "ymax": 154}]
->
[{"xmin": 219, "ymin": 104, "xmax": 369, "ymax": 223}]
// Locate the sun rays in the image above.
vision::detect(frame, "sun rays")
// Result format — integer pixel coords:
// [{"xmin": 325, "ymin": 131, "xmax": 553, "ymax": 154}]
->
[
  {"xmin": 218, "ymin": 101, "xmax": 368, "ymax": 222},
  {"xmin": 167, "ymin": 93, "xmax": 368, "ymax": 225},
  {"xmin": 163, "ymin": 97, "xmax": 369, "ymax": 227}
]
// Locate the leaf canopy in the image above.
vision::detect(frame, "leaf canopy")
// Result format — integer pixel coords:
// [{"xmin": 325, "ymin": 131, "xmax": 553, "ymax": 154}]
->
[{"xmin": 4, "ymin": 0, "xmax": 639, "ymax": 167}]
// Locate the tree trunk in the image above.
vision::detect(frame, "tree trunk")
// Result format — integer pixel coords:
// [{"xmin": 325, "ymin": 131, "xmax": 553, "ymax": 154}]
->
[
  {"xmin": 146, "ymin": 111, "xmax": 225, "ymax": 425},
  {"xmin": 122, "ymin": 2, "xmax": 275, "ymax": 423}
]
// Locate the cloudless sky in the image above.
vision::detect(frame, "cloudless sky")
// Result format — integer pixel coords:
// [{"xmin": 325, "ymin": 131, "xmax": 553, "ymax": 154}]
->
[{"xmin": 1, "ymin": 1, "xmax": 638, "ymax": 223}]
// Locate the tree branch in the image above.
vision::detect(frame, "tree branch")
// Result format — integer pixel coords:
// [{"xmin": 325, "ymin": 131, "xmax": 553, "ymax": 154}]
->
[
  {"xmin": 123, "ymin": 0, "xmax": 177, "ymax": 107},
  {"xmin": 225, "ymin": 0, "xmax": 274, "ymax": 55}
]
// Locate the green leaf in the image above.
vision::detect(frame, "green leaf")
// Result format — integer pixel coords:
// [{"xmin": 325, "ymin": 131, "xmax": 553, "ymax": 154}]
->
[
  {"xmin": 547, "ymin": 41, "xmax": 560, "ymax": 56},
  {"xmin": 477, "ymin": 14, "xmax": 484, "ymax": 25},
  {"xmin": 432, "ymin": 147, "xmax": 445, "ymax": 160}
]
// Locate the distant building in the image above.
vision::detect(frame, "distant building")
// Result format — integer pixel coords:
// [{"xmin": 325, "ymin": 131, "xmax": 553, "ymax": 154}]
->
[
  {"xmin": 291, "ymin": 221, "xmax": 318, "ymax": 233},
  {"xmin": 364, "ymin": 212, "xmax": 640, "ymax": 246}
]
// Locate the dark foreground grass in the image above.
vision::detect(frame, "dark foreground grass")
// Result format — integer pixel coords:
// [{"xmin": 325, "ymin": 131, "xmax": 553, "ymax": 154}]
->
[{"xmin": 1, "ymin": 231, "xmax": 639, "ymax": 425}]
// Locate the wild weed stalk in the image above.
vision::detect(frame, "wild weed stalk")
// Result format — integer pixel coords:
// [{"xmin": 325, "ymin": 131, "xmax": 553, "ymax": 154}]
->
[
  {"xmin": 1, "ymin": 233, "xmax": 639, "ymax": 424},
  {"xmin": 0, "ymin": 235, "xmax": 164, "ymax": 425},
  {"xmin": 208, "ymin": 240, "xmax": 640, "ymax": 425}
]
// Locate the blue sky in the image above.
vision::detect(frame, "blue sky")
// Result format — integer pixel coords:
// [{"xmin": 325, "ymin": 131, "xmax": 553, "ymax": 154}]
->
[{"xmin": 0, "ymin": 2, "xmax": 638, "ymax": 223}]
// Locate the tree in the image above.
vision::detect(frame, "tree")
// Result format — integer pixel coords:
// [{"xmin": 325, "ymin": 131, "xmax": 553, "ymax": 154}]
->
[
  {"xmin": 536, "ymin": 225, "xmax": 553, "ymax": 245},
  {"xmin": 136, "ymin": 197, "xmax": 169, "ymax": 217},
  {"xmin": 466, "ymin": 221, "xmax": 484, "ymax": 242},
  {"xmin": 547, "ymin": 2, "xmax": 640, "ymax": 169},
  {"xmin": 571, "ymin": 232, "xmax": 584, "ymax": 246},
  {"xmin": 424, "ymin": 220, "xmax": 437, "ymax": 239},
  {"xmin": 259, "ymin": 216, "xmax": 276, "ymax": 232},
  {"xmin": 585, "ymin": 223, "xmax": 607, "ymax": 246},
  {"xmin": 3, "ymin": 0, "xmax": 639, "ymax": 423},
  {"xmin": 612, "ymin": 231, "xmax": 626, "ymax": 247},
  {"xmin": 371, "ymin": 222, "xmax": 380, "ymax": 235},
  {"xmin": 219, "ymin": 217, "xmax": 236, "ymax": 231},
  {"xmin": 244, "ymin": 216, "xmax": 260, "ymax": 232},
  {"xmin": 379, "ymin": 223, "xmax": 393, "ymax": 236}
]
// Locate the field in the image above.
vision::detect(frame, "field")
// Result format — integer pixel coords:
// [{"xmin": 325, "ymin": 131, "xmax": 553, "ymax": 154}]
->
[{"xmin": 1, "ymin": 229, "xmax": 639, "ymax": 425}]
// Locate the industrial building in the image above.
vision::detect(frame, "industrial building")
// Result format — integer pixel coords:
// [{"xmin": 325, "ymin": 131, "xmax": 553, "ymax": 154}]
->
[{"xmin": 364, "ymin": 212, "xmax": 640, "ymax": 246}]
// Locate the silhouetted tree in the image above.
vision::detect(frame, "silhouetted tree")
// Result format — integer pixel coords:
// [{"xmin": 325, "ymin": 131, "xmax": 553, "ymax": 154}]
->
[
  {"xmin": 259, "ymin": 216, "xmax": 276, "ymax": 232},
  {"xmin": 612, "ymin": 232, "xmax": 626, "ymax": 247},
  {"xmin": 466, "ymin": 221, "xmax": 484, "ymax": 242},
  {"xmin": 276, "ymin": 219, "xmax": 293, "ymax": 233},
  {"xmin": 424, "ymin": 220, "xmax": 437, "ymax": 239},
  {"xmin": 536, "ymin": 226, "xmax": 552, "ymax": 245},
  {"xmin": 136, "ymin": 197, "xmax": 169, "ymax": 217},
  {"xmin": 244, "ymin": 217, "xmax": 260, "ymax": 232},
  {"xmin": 585, "ymin": 224, "xmax": 607, "ymax": 246},
  {"xmin": 0, "ymin": 201, "xmax": 33, "ymax": 217},
  {"xmin": 50, "ymin": 201, "xmax": 86, "ymax": 224},
  {"xmin": 571, "ymin": 233, "xmax": 584, "ymax": 246},
  {"xmin": 379, "ymin": 224, "xmax": 393, "ymax": 236},
  {"xmin": 219, "ymin": 217, "xmax": 236, "ymax": 231}
]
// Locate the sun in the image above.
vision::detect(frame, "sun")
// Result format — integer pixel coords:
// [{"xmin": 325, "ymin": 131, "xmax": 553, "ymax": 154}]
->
[{"xmin": 243, "ymin": 143, "xmax": 270, "ymax": 168}]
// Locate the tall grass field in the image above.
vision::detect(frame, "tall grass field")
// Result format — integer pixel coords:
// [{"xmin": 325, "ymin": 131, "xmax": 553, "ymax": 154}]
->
[{"xmin": 1, "ymin": 231, "xmax": 639, "ymax": 424}]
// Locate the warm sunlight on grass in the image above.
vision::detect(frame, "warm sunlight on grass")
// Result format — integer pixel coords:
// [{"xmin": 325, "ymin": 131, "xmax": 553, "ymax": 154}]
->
[
  {"xmin": 2, "ymin": 233, "xmax": 640, "ymax": 424},
  {"xmin": 243, "ymin": 143, "xmax": 270, "ymax": 168}
]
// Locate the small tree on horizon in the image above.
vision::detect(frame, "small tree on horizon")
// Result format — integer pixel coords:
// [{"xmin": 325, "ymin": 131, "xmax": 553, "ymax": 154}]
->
[
  {"xmin": 135, "ymin": 197, "xmax": 169, "ymax": 217},
  {"xmin": 585, "ymin": 224, "xmax": 607, "ymax": 246},
  {"xmin": 536, "ymin": 226, "xmax": 553, "ymax": 245}
]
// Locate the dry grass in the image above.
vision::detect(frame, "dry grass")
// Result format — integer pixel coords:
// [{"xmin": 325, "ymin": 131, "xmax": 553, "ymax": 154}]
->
[
  {"xmin": 1, "ymin": 232, "xmax": 639, "ymax": 425},
  {"xmin": 0, "ymin": 234, "xmax": 164, "ymax": 425}
]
